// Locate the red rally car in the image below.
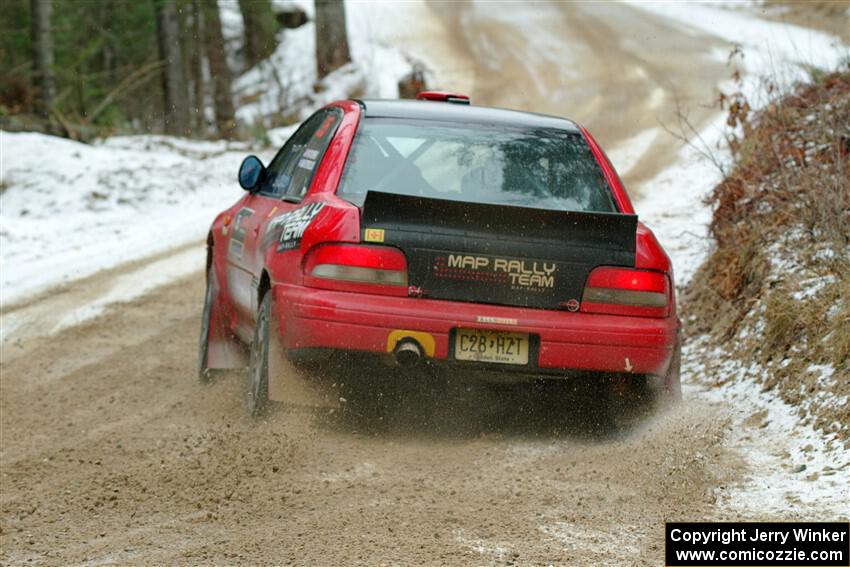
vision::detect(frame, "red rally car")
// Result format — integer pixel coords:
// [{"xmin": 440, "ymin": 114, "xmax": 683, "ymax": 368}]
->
[{"xmin": 198, "ymin": 91, "xmax": 682, "ymax": 416}]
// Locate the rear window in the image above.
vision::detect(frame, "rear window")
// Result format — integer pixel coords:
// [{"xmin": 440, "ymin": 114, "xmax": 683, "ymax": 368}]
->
[{"xmin": 337, "ymin": 118, "xmax": 617, "ymax": 212}]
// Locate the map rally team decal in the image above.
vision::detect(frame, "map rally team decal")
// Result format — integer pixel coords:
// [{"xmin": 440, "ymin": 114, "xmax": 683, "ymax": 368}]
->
[{"xmin": 267, "ymin": 202, "xmax": 326, "ymax": 251}]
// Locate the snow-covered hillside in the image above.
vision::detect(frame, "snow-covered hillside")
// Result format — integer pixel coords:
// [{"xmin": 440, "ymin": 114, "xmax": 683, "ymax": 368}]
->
[{"xmin": 0, "ymin": 134, "xmax": 263, "ymax": 303}]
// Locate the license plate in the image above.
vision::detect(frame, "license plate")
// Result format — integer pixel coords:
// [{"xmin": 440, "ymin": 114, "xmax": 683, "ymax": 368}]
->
[{"xmin": 454, "ymin": 329, "xmax": 529, "ymax": 365}]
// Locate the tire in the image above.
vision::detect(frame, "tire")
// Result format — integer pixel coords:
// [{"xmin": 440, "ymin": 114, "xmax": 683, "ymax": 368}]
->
[
  {"xmin": 664, "ymin": 340, "xmax": 683, "ymax": 402},
  {"xmin": 246, "ymin": 292, "xmax": 272, "ymax": 417},
  {"xmin": 197, "ymin": 265, "xmax": 215, "ymax": 383}
]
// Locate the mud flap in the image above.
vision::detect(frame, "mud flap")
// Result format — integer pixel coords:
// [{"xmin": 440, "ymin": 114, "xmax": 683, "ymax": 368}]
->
[{"xmin": 206, "ymin": 268, "xmax": 248, "ymax": 370}]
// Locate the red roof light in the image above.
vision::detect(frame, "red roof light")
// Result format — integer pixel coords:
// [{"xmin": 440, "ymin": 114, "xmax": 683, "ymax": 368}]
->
[{"xmin": 415, "ymin": 91, "xmax": 470, "ymax": 105}]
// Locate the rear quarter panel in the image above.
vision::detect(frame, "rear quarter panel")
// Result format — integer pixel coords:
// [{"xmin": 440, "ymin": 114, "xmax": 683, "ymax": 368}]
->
[{"xmin": 263, "ymin": 101, "xmax": 363, "ymax": 290}]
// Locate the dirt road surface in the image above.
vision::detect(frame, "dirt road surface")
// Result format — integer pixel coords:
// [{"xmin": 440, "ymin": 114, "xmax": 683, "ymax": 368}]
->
[
  {"xmin": 1, "ymin": 3, "xmax": 847, "ymax": 566},
  {"xmin": 2, "ymin": 270, "xmax": 742, "ymax": 565}
]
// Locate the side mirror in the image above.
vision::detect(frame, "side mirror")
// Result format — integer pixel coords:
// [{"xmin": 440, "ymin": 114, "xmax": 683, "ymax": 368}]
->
[{"xmin": 238, "ymin": 155, "xmax": 265, "ymax": 192}]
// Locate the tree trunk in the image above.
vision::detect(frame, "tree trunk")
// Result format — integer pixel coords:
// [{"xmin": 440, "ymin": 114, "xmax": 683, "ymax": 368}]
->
[
  {"xmin": 30, "ymin": 0, "xmax": 55, "ymax": 119},
  {"xmin": 238, "ymin": 0, "xmax": 277, "ymax": 69},
  {"xmin": 99, "ymin": 0, "xmax": 115, "ymax": 85},
  {"xmin": 314, "ymin": 0, "xmax": 350, "ymax": 80},
  {"xmin": 192, "ymin": 0, "xmax": 207, "ymax": 134},
  {"xmin": 155, "ymin": 0, "xmax": 190, "ymax": 135},
  {"xmin": 203, "ymin": 0, "xmax": 236, "ymax": 138},
  {"xmin": 180, "ymin": 0, "xmax": 206, "ymax": 136}
]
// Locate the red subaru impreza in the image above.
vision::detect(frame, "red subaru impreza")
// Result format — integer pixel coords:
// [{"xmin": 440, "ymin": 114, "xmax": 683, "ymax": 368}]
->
[{"xmin": 198, "ymin": 92, "xmax": 681, "ymax": 416}]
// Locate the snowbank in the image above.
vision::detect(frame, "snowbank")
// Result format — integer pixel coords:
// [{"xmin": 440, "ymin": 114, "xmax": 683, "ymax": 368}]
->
[{"xmin": 0, "ymin": 132, "xmax": 270, "ymax": 304}]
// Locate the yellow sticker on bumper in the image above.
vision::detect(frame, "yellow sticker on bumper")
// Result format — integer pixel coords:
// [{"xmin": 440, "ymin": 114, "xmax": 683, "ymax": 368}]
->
[{"xmin": 364, "ymin": 228, "xmax": 385, "ymax": 243}]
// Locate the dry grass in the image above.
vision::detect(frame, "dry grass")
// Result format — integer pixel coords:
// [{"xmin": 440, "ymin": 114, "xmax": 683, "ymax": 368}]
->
[
  {"xmin": 828, "ymin": 275, "xmax": 850, "ymax": 369},
  {"xmin": 686, "ymin": 69, "xmax": 850, "ymax": 443},
  {"xmin": 762, "ymin": 287, "xmax": 803, "ymax": 355}
]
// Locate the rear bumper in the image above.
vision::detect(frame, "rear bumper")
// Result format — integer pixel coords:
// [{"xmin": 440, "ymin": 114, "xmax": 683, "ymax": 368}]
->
[{"xmin": 274, "ymin": 284, "xmax": 679, "ymax": 376}]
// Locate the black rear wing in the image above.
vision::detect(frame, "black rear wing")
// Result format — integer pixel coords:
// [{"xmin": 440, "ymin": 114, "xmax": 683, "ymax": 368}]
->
[
  {"xmin": 361, "ymin": 191, "xmax": 637, "ymax": 261},
  {"xmin": 360, "ymin": 191, "xmax": 637, "ymax": 309}
]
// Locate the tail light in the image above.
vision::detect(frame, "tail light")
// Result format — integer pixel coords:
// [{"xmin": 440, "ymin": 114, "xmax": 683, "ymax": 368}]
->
[
  {"xmin": 581, "ymin": 267, "xmax": 670, "ymax": 318},
  {"xmin": 303, "ymin": 244, "xmax": 408, "ymax": 296}
]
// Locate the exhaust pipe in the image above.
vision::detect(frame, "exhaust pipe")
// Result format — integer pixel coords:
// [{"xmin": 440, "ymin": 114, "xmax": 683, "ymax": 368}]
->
[{"xmin": 394, "ymin": 340, "xmax": 423, "ymax": 368}]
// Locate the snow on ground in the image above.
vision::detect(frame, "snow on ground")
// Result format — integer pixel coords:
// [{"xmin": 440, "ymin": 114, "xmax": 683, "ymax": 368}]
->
[
  {"xmin": 684, "ymin": 338, "xmax": 850, "ymax": 519},
  {"xmin": 0, "ymin": 133, "xmax": 269, "ymax": 305}
]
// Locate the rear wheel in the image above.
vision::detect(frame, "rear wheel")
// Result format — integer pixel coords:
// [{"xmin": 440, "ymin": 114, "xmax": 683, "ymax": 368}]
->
[
  {"xmin": 197, "ymin": 265, "xmax": 215, "ymax": 383},
  {"xmin": 246, "ymin": 293, "xmax": 271, "ymax": 417},
  {"xmin": 664, "ymin": 340, "xmax": 683, "ymax": 401}
]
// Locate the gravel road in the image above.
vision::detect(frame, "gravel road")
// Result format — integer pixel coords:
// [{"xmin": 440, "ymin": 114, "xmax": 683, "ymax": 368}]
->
[{"xmin": 1, "ymin": 272, "xmax": 745, "ymax": 566}]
